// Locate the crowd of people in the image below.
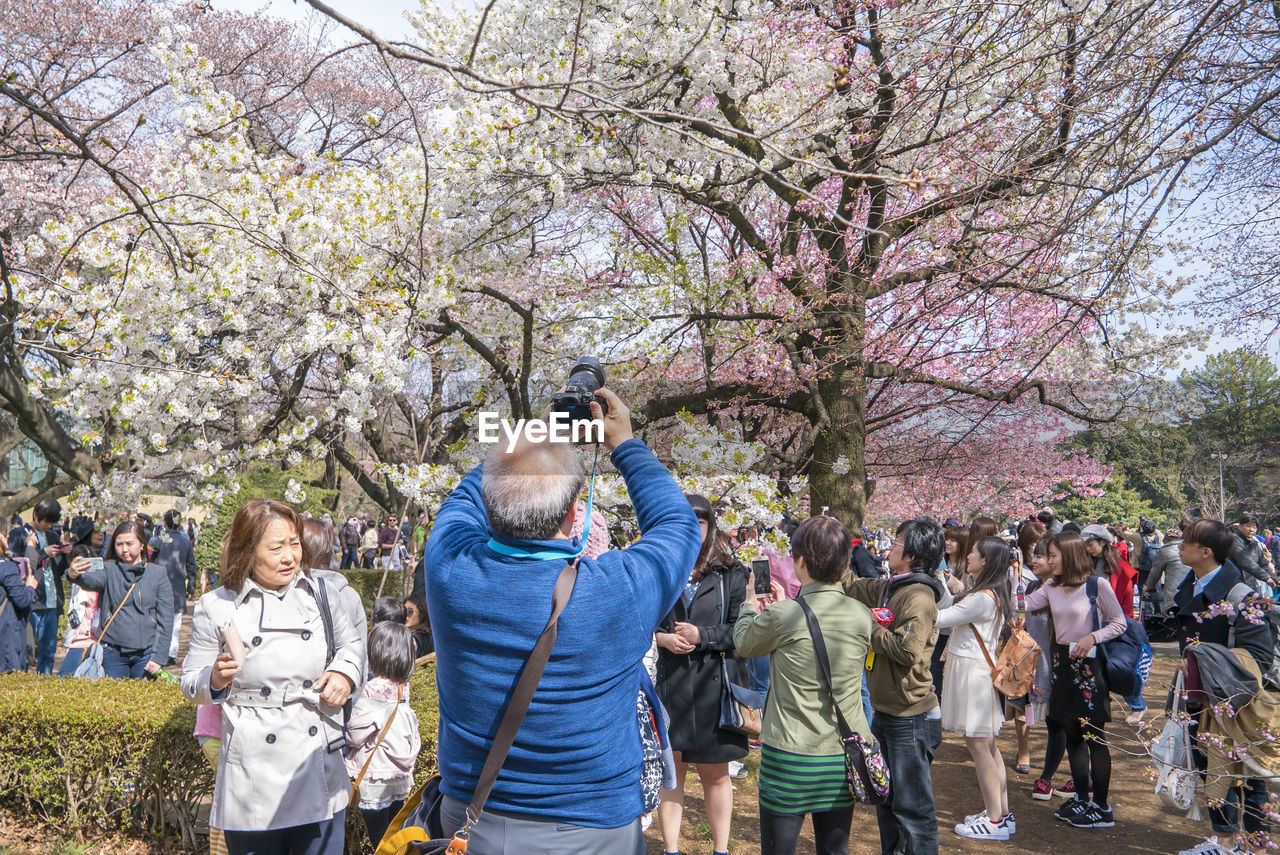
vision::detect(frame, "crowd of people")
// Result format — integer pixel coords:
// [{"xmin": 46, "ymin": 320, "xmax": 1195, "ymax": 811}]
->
[{"xmin": 1, "ymin": 391, "xmax": 1278, "ymax": 855}]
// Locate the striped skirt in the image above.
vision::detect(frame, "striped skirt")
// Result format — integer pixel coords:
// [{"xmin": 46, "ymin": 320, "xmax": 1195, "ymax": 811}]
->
[{"xmin": 758, "ymin": 744, "xmax": 855, "ymax": 816}]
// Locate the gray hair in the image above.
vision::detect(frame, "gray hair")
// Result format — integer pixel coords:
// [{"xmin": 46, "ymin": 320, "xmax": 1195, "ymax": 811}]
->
[{"xmin": 482, "ymin": 438, "xmax": 585, "ymax": 540}]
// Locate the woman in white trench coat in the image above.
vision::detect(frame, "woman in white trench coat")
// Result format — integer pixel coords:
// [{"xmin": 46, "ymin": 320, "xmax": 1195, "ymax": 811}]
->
[{"xmin": 182, "ymin": 499, "xmax": 366, "ymax": 855}]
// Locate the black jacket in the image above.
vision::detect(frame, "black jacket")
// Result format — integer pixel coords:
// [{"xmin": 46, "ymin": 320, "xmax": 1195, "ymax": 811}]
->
[
  {"xmin": 655, "ymin": 562, "xmax": 749, "ymax": 764},
  {"xmin": 1230, "ymin": 532, "xmax": 1274, "ymax": 587},
  {"xmin": 150, "ymin": 527, "xmax": 196, "ymax": 614},
  {"xmin": 1175, "ymin": 560, "xmax": 1274, "ymax": 674},
  {"xmin": 23, "ymin": 524, "xmax": 66, "ymax": 613},
  {"xmin": 850, "ymin": 541, "xmax": 881, "ymax": 579}
]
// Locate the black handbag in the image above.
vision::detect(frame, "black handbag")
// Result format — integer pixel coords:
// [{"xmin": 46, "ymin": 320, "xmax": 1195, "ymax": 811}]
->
[
  {"xmin": 311, "ymin": 576, "xmax": 353, "ymax": 735},
  {"xmin": 713, "ymin": 574, "xmax": 764, "ymax": 736},
  {"xmin": 374, "ymin": 561, "xmax": 579, "ymax": 855},
  {"xmin": 795, "ymin": 595, "xmax": 891, "ymax": 805}
]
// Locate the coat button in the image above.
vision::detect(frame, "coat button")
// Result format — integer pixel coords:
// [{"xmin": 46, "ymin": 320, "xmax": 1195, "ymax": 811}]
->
[
  {"xmin": 252, "ymin": 636, "xmax": 262, "ymax": 646},
  {"xmin": 302, "ymin": 679, "xmax": 313, "ymax": 689},
  {"xmin": 261, "ymin": 686, "xmax": 271, "ymax": 697},
  {"xmin": 301, "ymin": 630, "xmax": 312, "ymax": 641},
  {"xmin": 265, "ymin": 733, "xmax": 276, "ymax": 744},
  {"xmin": 308, "ymin": 726, "xmax": 318, "ymax": 736}
]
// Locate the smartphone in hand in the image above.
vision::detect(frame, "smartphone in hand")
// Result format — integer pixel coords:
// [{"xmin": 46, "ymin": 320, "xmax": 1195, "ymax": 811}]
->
[
  {"xmin": 88, "ymin": 557, "xmax": 104, "ymax": 573},
  {"xmin": 219, "ymin": 621, "xmax": 247, "ymax": 666},
  {"xmin": 751, "ymin": 558, "xmax": 772, "ymax": 596}
]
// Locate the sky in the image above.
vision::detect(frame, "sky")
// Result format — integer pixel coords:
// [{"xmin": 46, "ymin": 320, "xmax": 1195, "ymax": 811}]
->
[
  {"xmin": 215, "ymin": 0, "xmax": 423, "ymax": 39},
  {"xmin": 212, "ymin": 0, "xmax": 1279, "ymax": 375}
]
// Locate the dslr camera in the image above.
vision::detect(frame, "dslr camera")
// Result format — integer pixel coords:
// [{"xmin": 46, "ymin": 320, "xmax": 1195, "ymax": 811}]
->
[{"xmin": 552, "ymin": 356, "xmax": 609, "ymax": 424}]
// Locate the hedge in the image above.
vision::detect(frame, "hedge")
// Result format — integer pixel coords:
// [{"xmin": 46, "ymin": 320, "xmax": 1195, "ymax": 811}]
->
[
  {"xmin": 0, "ymin": 665, "xmax": 440, "ymax": 853},
  {"xmin": 342, "ymin": 568, "xmax": 415, "ymax": 608}
]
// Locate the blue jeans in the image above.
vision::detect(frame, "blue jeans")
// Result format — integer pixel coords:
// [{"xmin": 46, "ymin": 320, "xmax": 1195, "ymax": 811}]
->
[
  {"xmin": 57, "ymin": 647, "xmax": 85, "ymax": 676},
  {"xmin": 340, "ymin": 547, "xmax": 359, "ymax": 570},
  {"xmin": 748, "ymin": 654, "xmax": 771, "ymax": 697},
  {"xmin": 225, "ymin": 811, "xmax": 345, "ymax": 855},
  {"xmin": 871, "ymin": 712, "xmax": 941, "ymax": 855},
  {"xmin": 861, "ymin": 678, "xmax": 874, "ymax": 728},
  {"xmin": 1210, "ymin": 779, "xmax": 1271, "ymax": 835},
  {"xmin": 102, "ymin": 645, "xmax": 153, "ymax": 679},
  {"xmin": 30, "ymin": 609, "xmax": 59, "ymax": 674}
]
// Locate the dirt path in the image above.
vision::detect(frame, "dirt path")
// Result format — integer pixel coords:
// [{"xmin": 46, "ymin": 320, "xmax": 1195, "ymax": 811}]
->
[
  {"xmin": 37, "ymin": 621, "xmax": 1213, "ymax": 855},
  {"xmin": 645, "ymin": 649, "xmax": 1206, "ymax": 855}
]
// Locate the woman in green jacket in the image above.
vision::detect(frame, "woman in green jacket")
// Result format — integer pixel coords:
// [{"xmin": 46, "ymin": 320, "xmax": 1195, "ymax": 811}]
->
[{"xmin": 735, "ymin": 516, "xmax": 874, "ymax": 855}]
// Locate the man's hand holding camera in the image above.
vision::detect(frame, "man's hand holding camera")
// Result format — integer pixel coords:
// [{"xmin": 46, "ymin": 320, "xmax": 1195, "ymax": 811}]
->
[{"xmin": 589, "ymin": 387, "xmax": 632, "ymax": 452}]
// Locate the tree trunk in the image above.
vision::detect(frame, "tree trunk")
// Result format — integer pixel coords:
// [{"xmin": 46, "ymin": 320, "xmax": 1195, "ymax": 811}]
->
[{"xmin": 808, "ymin": 369, "xmax": 869, "ymax": 529}]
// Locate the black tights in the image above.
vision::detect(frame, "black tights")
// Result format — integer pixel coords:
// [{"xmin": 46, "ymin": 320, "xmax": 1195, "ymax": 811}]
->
[
  {"xmin": 1062, "ymin": 718, "xmax": 1110, "ymax": 807},
  {"xmin": 1040, "ymin": 717, "xmax": 1067, "ymax": 780},
  {"xmin": 759, "ymin": 805, "xmax": 853, "ymax": 855}
]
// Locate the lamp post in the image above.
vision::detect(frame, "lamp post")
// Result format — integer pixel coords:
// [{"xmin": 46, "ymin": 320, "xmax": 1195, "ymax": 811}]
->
[{"xmin": 1210, "ymin": 451, "xmax": 1227, "ymax": 522}]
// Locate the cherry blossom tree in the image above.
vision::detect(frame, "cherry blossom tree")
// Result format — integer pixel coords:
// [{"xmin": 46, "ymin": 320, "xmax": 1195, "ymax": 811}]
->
[
  {"xmin": 0, "ymin": 0, "xmax": 463, "ymax": 514},
  {"xmin": 301, "ymin": 0, "xmax": 1279, "ymax": 526}
]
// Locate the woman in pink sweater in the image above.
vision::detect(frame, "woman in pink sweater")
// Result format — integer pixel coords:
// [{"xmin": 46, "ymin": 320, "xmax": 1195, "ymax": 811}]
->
[{"xmin": 1024, "ymin": 531, "xmax": 1127, "ymax": 831}]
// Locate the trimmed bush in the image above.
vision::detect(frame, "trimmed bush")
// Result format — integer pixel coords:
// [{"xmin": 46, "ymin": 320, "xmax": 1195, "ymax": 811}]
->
[
  {"xmin": 342, "ymin": 568, "xmax": 415, "ymax": 609},
  {"xmin": 0, "ymin": 665, "xmax": 440, "ymax": 852}
]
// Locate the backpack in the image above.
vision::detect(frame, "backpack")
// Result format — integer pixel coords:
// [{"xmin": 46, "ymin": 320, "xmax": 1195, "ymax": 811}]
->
[
  {"xmin": 1086, "ymin": 576, "xmax": 1153, "ymax": 697},
  {"xmin": 1138, "ymin": 540, "xmax": 1161, "ymax": 577}
]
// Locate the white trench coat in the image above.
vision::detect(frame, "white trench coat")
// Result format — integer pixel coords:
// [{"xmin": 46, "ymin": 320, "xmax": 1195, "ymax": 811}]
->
[{"xmin": 182, "ymin": 572, "xmax": 365, "ymax": 831}]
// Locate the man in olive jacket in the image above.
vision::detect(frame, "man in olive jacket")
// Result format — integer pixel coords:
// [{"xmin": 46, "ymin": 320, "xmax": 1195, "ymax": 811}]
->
[{"xmin": 845, "ymin": 517, "xmax": 950, "ymax": 855}]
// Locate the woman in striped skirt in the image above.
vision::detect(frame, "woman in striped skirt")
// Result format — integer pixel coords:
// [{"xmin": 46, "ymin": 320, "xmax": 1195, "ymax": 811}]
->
[{"xmin": 734, "ymin": 516, "xmax": 874, "ymax": 855}]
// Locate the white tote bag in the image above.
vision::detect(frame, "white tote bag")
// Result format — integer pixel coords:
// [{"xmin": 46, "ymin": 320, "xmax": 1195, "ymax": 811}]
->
[{"xmin": 1153, "ymin": 668, "xmax": 1200, "ymax": 815}]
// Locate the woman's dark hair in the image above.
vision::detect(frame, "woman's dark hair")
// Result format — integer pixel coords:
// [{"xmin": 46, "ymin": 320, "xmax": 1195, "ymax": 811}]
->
[
  {"xmin": 1048, "ymin": 531, "xmax": 1092, "ymax": 588},
  {"xmin": 790, "ymin": 516, "xmax": 851, "ymax": 584},
  {"xmin": 686, "ymin": 494, "xmax": 733, "ymax": 581},
  {"xmin": 943, "ymin": 525, "xmax": 969, "ymax": 571},
  {"xmin": 1184, "ymin": 519, "xmax": 1235, "ymax": 565},
  {"xmin": 300, "ymin": 518, "xmax": 334, "ymax": 571},
  {"xmin": 70, "ymin": 543, "xmax": 95, "ymax": 561},
  {"xmin": 1094, "ymin": 539, "xmax": 1120, "ymax": 577},
  {"xmin": 1017, "ymin": 521, "xmax": 1047, "ymax": 567},
  {"xmin": 107, "ymin": 520, "xmax": 149, "ymax": 563},
  {"xmin": 367, "ymin": 621, "xmax": 415, "ymax": 683},
  {"xmin": 372, "ymin": 596, "xmax": 407, "ymax": 625},
  {"xmin": 404, "ymin": 594, "xmax": 429, "ymax": 631},
  {"xmin": 894, "ymin": 518, "xmax": 946, "ymax": 575},
  {"xmin": 958, "ymin": 516, "xmax": 998, "ymax": 577},
  {"xmin": 956, "ymin": 536, "xmax": 1012, "ymax": 627},
  {"xmin": 220, "ymin": 499, "xmax": 302, "ymax": 593}
]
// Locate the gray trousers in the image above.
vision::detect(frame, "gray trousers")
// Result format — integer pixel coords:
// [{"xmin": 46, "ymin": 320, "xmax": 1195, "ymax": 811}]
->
[{"xmin": 440, "ymin": 795, "xmax": 645, "ymax": 855}]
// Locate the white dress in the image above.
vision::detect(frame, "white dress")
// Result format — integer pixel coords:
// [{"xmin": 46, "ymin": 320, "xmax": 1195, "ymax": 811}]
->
[{"xmin": 937, "ymin": 591, "xmax": 1005, "ymax": 737}]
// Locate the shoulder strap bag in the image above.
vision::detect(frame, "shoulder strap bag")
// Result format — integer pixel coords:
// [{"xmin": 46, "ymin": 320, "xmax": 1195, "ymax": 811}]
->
[
  {"xmin": 375, "ymin": 560, "xmax": 579, "ymax": 855},
  {"xmin": 716, "ymin": 573, "xmax": 763, "ymax": 737},
  {"xmin": 74, "ymin": 575, "xmax": 139, "ymax": 680},
  {"xmin": 312, "ymin": 574, "xmax": 355, "ymax": 729},
  {"xmin": 972, "ymin": 590, "xmax": 1041, "ymax": 699},
  {"xmin": 795, "ymin": 595, "xmax": 890, "ymax": 805},
  {"xmin": 347, "ymin": 684, "xmax": 406, "ymax": 846}
]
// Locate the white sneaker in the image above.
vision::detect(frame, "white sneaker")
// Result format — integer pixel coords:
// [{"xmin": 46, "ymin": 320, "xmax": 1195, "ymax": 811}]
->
[
  {"xmin": 1177, "ymin": 839, "xmax": 1244, "ymax": 855},
  {"xmin": 964, "ymin": 810, "xmax": 1015, "ymax": 834},
  {"xmin": 728, "ymin": 760, "xmax": 747, "ymax": 779},
  {"xmin": 1126, "ymin": 709, "xmax": 1146, "ymax": 726},
  {"xmin": 955, "ymin": 813, "xmax": 1011, "ymax": 841}
]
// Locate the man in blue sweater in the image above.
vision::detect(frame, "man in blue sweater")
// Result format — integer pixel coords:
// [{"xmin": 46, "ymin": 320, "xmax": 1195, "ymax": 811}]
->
[{"xmin": 427, "ymin": 388, "xmax": 701, "ymax": 853}]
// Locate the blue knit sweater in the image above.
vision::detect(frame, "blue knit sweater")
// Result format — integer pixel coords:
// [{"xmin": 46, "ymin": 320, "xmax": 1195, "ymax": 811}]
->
[{"xmin": 425, "ymin": 439, "xmax": 701, "ymax": 828}]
